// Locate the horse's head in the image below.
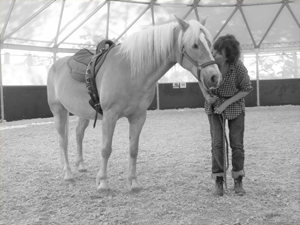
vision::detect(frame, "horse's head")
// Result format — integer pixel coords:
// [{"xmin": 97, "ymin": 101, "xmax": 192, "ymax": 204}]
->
[{"xmin": 174, "ymin": 16, "xmax": 222, "ymax": 91}]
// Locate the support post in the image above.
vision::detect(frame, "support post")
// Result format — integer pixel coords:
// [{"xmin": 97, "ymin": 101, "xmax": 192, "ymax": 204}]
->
[
  {"xmin": 156, "ymin": 83, "xmax": 160, "ymax": 110},
  {"xmin": 0, "ymin": 47, "xmax": 5, "ymax": 121},
  {"xmin": 256, "ymin": 50, "xmax": 260, "ymax": 106}
]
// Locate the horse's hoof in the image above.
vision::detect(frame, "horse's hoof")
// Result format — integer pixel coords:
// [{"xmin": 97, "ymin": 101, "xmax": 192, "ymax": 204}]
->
[
  {"xmin": 97, "ymin": 186, "xmax": 110, "ymax": 193},
  {"xmin": 64, "ymin": 177, "xmax": 75, "ymax": 183},
  {"xmin": 76, "ymin": 161, "xmax": 88, "ymax": 172},
  {"xmin": 78, "ymin": 166, "xmax": 87, "ymax": 173},
  {"xmin": 131, "ymin": 186, "xmax": 143, "ymax": 193},
  {"xmin": 129, "ymin": 179, "xmax": 142, "ymax": 192},
  {"xmin": 64, "ymin": 172, "xmax": 74, "ymax": 182},
  {"xmin": 97, "ymin": 181, "xmax": 109, "ymax": 192}
]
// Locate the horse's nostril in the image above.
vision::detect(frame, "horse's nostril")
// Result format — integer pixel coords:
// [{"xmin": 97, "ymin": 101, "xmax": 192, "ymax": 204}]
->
[{"xmin": 211, "ymin": 75, "xmax": 217, "ymax": 84}]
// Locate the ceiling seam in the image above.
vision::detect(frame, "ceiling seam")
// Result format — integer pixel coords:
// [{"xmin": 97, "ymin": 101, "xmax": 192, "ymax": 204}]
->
[
  {"xmin": 285, "ymin": 2, "xmax": 300, "ymax": 28},
  {"xmin": 53, "ymin": 0, "xmax": 65, "ymax": 48},
  {"xmin": 2, "ymin": 0, "xmax": 56, "ymax": 42},
  {"xmin": 257, "ymin": 2, "xmax": 285, "ymax": 48},
  {"xmin": 115, "ymin": 4, "xmax": 151, "ymax": 42},
  {"xmin": 182, "ymin": 6, "xmax": 194, "ymax": 19},
  {"xmin": 56, "ymin": 0, "xmax": 107, "ymax": 46},
  {"xmin": 0, "ymin": 0, "xmax": 16, "ymax": 42},
  {"xmin": 213, "ymin": 6, "xmax": 239, "ymax": 41},
  {"xmin": 238, "ymin": 3, "xmax": 257, "ymax": 48},
  {"xmin": 193, "ymin": 0, "xmax": 201, "ymax": 21}
]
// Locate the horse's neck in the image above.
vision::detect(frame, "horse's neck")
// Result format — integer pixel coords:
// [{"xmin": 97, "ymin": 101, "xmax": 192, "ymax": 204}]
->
[{"xmin": 141, "ymin": 60, "xmax": 176, "ymax": 89}]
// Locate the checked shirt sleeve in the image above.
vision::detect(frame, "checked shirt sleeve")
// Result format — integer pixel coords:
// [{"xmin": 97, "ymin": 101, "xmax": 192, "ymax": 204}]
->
[{"xmin": 236, "ymin": 61, "xmax": 253, "ymax": 93}]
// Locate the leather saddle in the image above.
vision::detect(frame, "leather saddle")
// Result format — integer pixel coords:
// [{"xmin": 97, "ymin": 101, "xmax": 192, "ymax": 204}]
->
[{"xmin": 67, "ymin": 40, "xmax": 115, "ymax": 126}]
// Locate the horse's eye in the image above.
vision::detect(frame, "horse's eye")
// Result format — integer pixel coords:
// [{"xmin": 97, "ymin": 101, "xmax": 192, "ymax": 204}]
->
[{"xmin": 192, "ymin": 43, "xmax": 198, "ymax": 49}]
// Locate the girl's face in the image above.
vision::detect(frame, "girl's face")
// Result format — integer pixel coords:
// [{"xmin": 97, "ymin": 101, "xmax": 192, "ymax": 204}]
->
[{"xmin": 212, "ymin": 49, "xmax": 227, "ymax": 68}]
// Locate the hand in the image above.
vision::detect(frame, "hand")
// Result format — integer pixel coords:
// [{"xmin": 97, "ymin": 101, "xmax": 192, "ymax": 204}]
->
[
  {"xmin": 205, "ymin": 94, "xmax": 218, "ymax": 104},
  {"xmin": 214, "ymin": 104, "xmax": 226, "ymax": 114}
]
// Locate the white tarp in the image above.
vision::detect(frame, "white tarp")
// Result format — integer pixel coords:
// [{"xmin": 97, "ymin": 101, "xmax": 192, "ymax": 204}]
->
[{"xmin": 1, "ymin": 0, "xmax": 299, "ymax": 52}]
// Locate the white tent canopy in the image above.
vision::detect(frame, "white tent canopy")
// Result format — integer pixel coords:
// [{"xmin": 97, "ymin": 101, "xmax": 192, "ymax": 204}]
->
[{"xmin": 1, "ymin": 0, "xmax": 299, "ymax": 53}]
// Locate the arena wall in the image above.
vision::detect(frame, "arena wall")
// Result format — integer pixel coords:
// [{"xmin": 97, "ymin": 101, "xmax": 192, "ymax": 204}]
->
[{"xmin": 1, "ymin": 79, "xmax": 299, "ymax": 121}]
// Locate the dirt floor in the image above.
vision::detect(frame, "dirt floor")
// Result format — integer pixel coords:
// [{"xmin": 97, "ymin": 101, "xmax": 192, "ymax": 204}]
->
[{"xmin": 1, "ymin": 105, "xmax": 299, "ymax": 225}]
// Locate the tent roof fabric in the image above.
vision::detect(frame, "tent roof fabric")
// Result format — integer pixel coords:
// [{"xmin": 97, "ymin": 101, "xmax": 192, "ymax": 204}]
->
[{"xmin": 0, "ymin": 0, "xmax": 299, "ymax": 53}]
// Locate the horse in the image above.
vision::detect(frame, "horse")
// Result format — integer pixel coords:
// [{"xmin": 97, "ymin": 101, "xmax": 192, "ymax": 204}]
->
[{"xmin": 47, "ymin": 16, "xmax": 222, "ymax": 192}]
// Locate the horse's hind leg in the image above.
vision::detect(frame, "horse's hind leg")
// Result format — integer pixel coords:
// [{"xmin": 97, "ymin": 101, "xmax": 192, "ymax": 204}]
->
[
  {"xmin": 127, "ymin": 111, "xmax": 147, "ymax": 191},
  {"xmin": 51, "ymin": 104, "xmax": 74, "ymax": 181},
  {"xmin": 75, "ymin": 118, "xmax": 90, "ymax": 172}
]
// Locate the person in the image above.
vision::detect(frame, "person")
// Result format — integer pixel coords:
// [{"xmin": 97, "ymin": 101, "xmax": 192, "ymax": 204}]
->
[{"xmin": 199, "ymin": 34, "xmax": 253, "ymax": 196}]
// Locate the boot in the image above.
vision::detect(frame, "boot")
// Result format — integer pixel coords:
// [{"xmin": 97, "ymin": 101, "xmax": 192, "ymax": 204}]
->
[
  {"xmin": 234, "ymin": 176, "xmax": 246, "ymax": 196},
  {"xmin": 213, "ymin": 176, "xmax": 224, "ymax": 196}
]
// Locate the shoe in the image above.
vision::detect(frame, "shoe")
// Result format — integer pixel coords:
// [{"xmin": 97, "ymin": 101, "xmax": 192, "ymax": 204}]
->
[
  {"xmin": 234, "ymin": 176, "xmax": 246, "ymax": 196},
  {"xmin": 213, "ymin": 176, "xmax": 224, "ymax": 196}
]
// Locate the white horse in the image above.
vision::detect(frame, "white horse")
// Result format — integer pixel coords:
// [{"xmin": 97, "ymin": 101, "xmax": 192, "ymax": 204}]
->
[{"xmin": 47, "ymin": 16, "xmax": 222, "ymax": 191}]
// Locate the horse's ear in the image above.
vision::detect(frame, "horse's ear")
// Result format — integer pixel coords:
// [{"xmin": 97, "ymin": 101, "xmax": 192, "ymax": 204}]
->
[
  {"xmin": 200, "ymin": 16, "xmax": 208, "ymax": 26},
  {"xmin": 174, "ymin": 15, "xmax": 189, "ymax": 31}
]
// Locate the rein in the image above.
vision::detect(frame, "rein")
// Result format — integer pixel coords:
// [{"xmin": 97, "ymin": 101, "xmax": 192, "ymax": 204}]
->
[{"xmin": 180, "ymin": 46, "xmax": 217, "ymax": 82}]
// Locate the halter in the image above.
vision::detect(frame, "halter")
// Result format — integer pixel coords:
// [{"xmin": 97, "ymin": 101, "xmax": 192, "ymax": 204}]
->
[{"xmin": 180, "ymin": 46, "xmax": 218, "ymax": 84}]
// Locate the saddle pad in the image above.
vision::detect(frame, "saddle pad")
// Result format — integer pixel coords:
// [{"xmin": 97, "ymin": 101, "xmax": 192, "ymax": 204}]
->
[{"xmin": 67, "ymin": 49, "xmax": 94, "ymax": 82}]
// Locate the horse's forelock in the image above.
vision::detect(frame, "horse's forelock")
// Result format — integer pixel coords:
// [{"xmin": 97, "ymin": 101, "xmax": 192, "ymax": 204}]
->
[{"xmin": 182, "ymin": 20, "xmax": 213, "ymax": 49}]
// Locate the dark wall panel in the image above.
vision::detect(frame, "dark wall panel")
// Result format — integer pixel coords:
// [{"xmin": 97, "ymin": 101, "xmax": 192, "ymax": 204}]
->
[
  {"xmin": 158, "ymin": 82, "xmax": 258, "ymax": 109},
  {"xmin": 245, "ymin": 80, "xmax": 257, "ymax": 107},
  {"xmin": 158, "ymin": 83, "xmax": 205, "ymax": 110},
  {"xmin": 259, "ymin": 79, "xmax": 300, "ymax": 106},
  {"xmin": 3, "ymin": 86, "xmax": 52, "ymax": 122},
  {"xmin": 148, "ymin": 90, "xmax": 157, "ymax": 110},
  {"xmin": 2, "ymin": 79, "xmax": 299, "ymax": 121}
]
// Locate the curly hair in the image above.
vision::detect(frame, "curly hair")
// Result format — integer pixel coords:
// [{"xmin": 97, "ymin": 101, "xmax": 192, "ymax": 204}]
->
[{"xmin": 213, "ymin": 34, "xmax": 241, "ymax": 64}]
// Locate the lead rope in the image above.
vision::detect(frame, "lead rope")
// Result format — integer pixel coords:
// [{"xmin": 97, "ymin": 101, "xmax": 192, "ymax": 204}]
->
[
  {"xmin": 211, "ymin": 111, "xmax": 229, "ymax": 191},
  {"xmin": 219, "ymin": 113, "xmax": 229, "ymax": 190}
]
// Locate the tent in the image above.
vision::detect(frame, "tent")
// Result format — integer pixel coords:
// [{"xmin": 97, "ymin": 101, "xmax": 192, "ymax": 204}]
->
[{"xmin": 0, "ymin": 0, "xmax": 299, "ymax": 120}]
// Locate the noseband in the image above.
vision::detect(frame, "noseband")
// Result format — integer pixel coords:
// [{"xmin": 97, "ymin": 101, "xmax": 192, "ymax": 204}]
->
[{"xmin": 180, "ymin": 46, "xmax": 217, "ymax": 82}]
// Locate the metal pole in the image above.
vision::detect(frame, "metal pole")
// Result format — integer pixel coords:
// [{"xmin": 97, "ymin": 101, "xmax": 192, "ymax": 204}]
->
[
  {"xmin": 256, "ymin": 50, "xmax": 260, "ymax": 106},
  {"xmin": 106, "ymin": 1, "xmax": 111, "ymax": 39},
  {"xmin": 150, "ymin": 0, "xmax": 160, "ymax": 110},
  {"xmin": 0, "ymin": 47, "xmax": 5, "ymax": 121},
  {"xmin": 0, "ymin": 0, "xmax": 15, "ymax": 41}
]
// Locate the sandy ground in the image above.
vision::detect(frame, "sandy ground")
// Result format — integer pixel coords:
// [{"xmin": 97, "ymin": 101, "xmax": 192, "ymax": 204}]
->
[{"xmin": 1, "ymin": 105, "xmax": 299, "ymax": 225}]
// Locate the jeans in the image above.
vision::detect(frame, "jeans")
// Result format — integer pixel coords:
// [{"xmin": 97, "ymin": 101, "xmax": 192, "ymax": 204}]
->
[{"xmin": 208, "ymin": 112, "xmax": 245, "ymax": 179}]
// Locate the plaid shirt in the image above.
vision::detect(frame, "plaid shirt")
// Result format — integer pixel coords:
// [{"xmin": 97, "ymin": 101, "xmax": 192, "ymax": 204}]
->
[{"xmin": 204, "ymin": 60, "xmax": 253, "ymax": 120}]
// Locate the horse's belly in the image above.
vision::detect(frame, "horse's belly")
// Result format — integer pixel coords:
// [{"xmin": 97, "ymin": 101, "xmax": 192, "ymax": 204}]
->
[{"xmin": 55, "ymin": 72, "xmax": 100, "ymax": 120}]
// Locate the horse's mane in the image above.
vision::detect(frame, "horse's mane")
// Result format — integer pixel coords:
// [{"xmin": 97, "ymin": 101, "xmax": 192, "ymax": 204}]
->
[{"xmin": 119, "ymin": 20, "xmax": 212, "ymax": 78}]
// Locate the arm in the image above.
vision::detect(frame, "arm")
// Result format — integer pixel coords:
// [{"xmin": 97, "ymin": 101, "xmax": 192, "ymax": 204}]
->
[
  {"xmin": 214, "ymin": 61, "xmax": 253, "ymax": 114},
  {"xmin": 214, "ymin": 91, "xmax": 249, "ymax": 114}
]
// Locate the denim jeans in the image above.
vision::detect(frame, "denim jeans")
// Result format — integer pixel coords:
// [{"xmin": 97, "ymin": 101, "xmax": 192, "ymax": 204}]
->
[{"xmin": 208, "ymin": 112, "xmax": 245, "ymax": 179}]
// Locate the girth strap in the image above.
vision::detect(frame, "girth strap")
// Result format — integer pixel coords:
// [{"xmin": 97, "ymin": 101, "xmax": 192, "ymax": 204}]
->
[{"xmin": 85, "ymin": 40, "xmax": 115, "ymax": 127}]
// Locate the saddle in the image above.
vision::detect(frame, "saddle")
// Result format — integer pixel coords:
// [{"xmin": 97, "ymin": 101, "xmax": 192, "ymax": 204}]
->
[{"xmin": 67, "ymin": 40, "xmax": 115, "ymax": 126}]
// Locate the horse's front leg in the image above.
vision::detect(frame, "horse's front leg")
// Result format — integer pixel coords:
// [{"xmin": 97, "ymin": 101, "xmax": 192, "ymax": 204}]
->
[
  {"xmin": 96, "ymin": 112, "xmax": 117, "ymax": 191},
  {"xmin": 128, "ymin": 111, "xmax": 147, "ymax": 192},
  {"xmin": 75, "ymin": 118, "xmax": 90, "ymax": 172}
]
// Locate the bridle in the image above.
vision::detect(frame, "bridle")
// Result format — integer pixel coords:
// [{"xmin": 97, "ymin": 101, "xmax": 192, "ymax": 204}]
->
[{"xmin": 180, "ymin": 46, "xmax": 218, "ymax": 83}]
